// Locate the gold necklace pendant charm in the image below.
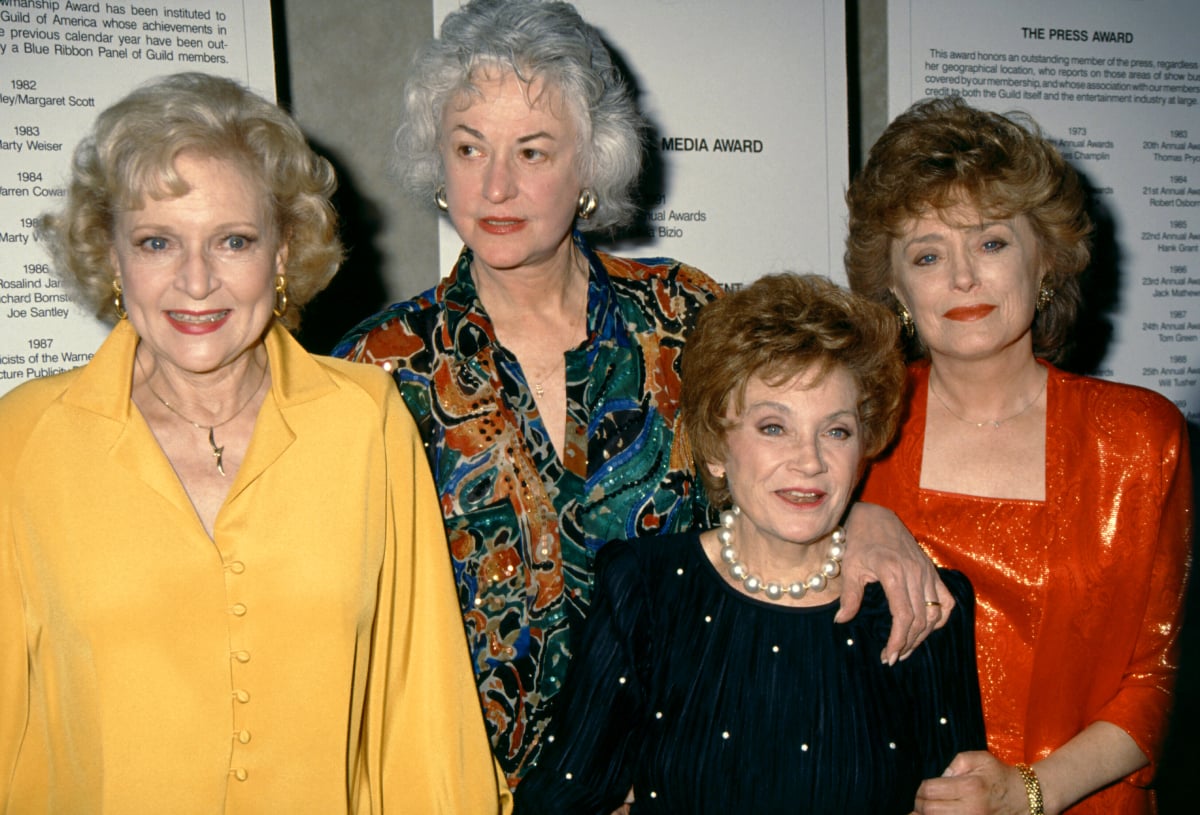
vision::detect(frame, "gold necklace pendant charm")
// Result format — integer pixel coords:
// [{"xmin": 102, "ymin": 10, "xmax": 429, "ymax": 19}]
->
[{"xmin": 208, "ymin": 427, "xmax": 226, "ymax": 476}]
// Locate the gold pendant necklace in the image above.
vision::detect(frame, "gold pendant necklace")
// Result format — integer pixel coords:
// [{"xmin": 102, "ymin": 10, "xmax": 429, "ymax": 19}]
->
[{"xmin": 136, "ymin": 355, "xmax": 267, "ymax": 476}]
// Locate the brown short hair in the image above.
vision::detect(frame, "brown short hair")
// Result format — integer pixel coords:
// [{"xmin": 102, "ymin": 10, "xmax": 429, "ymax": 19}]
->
[
  {"xmin": 40, "ymin": 72, "xmax": 342, "ymax": 330},
  {"xmin": 845, "ymin": 96, "xmax": 1091, "ymax": 362},
  {"xmin": 681, "ymin": 274, "xmax": 905, "ymax": 507}
]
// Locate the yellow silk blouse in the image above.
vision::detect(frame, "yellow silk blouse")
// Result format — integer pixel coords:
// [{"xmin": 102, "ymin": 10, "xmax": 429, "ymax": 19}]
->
[{"xmin": 0, "ymin": 321, "xmax": 508, "ymax": 814}]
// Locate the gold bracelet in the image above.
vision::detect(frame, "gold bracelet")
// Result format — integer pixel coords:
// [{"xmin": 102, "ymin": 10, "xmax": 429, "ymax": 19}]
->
[{"xmin": 1014, "ymin": 763, "xmax": 1045, "ymax": 815}]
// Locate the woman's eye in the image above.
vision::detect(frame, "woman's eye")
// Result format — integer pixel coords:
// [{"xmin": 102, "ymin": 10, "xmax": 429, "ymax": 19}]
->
[
  {"xmin": 140, "ymin": 236, "xmax": 168, "ymax": 251},
  {"xmin": 759, "ymin": 423, "xmax": 784, "ymax": 436},
  {"xmin": 225, "ymin": 235, "xmax": 251, "ymax": 250},
  {"xmin": 914, "ymin": 252, "xmax": 937, "ymax": 266},
  {"xmin": 521, "ymin": 148, "xmax": 545, "ymax": 161},
  {"xmin": 826, "ymin": 426, "xmax": 853, "ymax": 440},
  {"xmin": 456, "ymin": 144, "xmax": 480, "ymax": 157},
  {"xmin": 982, "ymin": 239, "xmax": 1007, "ymax": 252}
]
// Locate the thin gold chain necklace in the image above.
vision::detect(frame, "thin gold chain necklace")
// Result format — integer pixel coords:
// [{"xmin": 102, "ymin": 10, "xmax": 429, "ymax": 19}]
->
[
  {"xmin": 929, "ymin": 373, "xmax": 1047, "ymax": 430},
  {"xmin": 136, "ymin": 354, "xmax": 267, "ymax": 476}
]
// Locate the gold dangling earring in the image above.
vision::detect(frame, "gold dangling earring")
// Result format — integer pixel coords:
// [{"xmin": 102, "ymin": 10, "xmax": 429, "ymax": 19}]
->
[
  {"xmin": 435, "ymin": 185, "xmax": 449, "ymax": 212},
  {"xmin": 112, "ymin": 278, "xmax": 127, "ymax": 320},
  {"xmin": 576, "ymin": 189, "xmax": 598, "ymax": 220},
  {"xmin": 273, "ymin": 274, "xmax": 288, "ymax": 318},
  {"xmin": 1036, "ymin": 282, "xmax": 1055, "ymax": 313},
  {"xmin": 897, "ymin": 303, "xmax": 915, "ymax": 338}
]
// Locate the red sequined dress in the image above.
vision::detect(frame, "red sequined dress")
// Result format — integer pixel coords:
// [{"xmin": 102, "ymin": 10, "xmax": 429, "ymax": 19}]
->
[{"xmin": 861, "ymin": 361, "xmax": 1192, "ymax": 814}]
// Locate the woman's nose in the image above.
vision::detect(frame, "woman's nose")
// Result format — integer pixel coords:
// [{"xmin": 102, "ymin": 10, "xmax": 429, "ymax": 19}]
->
[
  {"xmin": 483, "ymin": 157, "xmax": 517, "ymax": 203},
  {"xmin": 950, "ymin": 251, "xmax": 981, "ymax": 291},
  {"xmin": 177, "ymin": 249, "xmax": 219, "ymax": 300},
  {"xmin": 788, "ymin": 437, "xmax": 826, "ymax": 475}
]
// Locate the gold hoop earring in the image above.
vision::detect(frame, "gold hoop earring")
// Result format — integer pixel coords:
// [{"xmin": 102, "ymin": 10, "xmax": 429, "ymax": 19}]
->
[
  {"xmin": 576, "ymin": 189, "xmax": 598, "ymax": 220},
  {"xmin": 1036, "ymin": 282, "xmax": 1055, "ymax": 313},
  {"xmin": 897, "ymin": 304, "xmax": 915, "ymax": 338},
  {"xmin": 435, "ymin": 185, "xmax": 449, "ymax": 212},
  {"xmin": 273, "ymin": 274, "xmax": 288, "ymax": 318},
  {"xmin": 112, "ymin": 278, "xmax": 127, "ymax": 320}
]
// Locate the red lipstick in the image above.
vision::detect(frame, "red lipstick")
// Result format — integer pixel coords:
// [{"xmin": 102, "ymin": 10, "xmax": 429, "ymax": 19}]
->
[
  {"xmin": 478, "ymin": 218, "xmax": 526, "ymax": 235},
  {"xmin": 165, "ymin": 310, "xmax": 230, "ymax": 335},
  {"xmin": 943, "ymin": 304, "xmax": 995, "ymax": 321}
]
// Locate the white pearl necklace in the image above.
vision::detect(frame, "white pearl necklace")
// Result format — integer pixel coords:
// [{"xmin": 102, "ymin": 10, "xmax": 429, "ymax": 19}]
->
[{"xmin": 717, "ymin": 506, "xmax": 845, "ymax": 602}]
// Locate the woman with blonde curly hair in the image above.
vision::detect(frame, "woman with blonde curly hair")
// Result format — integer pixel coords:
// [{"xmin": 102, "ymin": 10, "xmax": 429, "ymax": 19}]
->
[
  {"xmin": 847, "ymin": 96, "xmax": 1192, "ymax": 814},
  {"xmin": 0, "ymin": 72, "xmax": 506, "ymax": 813}
]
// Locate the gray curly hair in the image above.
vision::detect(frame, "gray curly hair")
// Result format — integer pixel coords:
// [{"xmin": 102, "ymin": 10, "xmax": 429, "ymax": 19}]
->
[{"xmin": 396, "ymin": 0, "xmax": 646, "ymax": 233}]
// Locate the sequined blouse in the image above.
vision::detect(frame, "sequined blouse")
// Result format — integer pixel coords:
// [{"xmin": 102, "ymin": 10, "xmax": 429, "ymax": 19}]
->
[
  {"xmin": 513, "ymin": 533, "xmax": 987, "ymax": 814},
  {"xmin": 334, "ymin": 234, "xmax": 722, "ymax": 784},
  {"xmin": 860, "ymin": 361, "xmax": 1193, "ymax": 814}
]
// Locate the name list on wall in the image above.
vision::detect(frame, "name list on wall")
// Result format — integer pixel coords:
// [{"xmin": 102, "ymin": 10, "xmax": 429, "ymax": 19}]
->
[
  {"xmin": 433, "ymin": 0, "xmax": 849, "ymax": 288},
  {"xmin": 0, "ymin": 0, "xmax": 274, "ymax": 396},
  {"xmin": 890, "ymin": 0, "xmax": 1200, "ymax": 416}
]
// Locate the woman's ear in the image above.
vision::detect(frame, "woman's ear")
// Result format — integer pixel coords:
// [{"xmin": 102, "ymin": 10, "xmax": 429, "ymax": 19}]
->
[
  {"xmin": 705, "ymin": 460, "xmax": 726, "ymax": 480},
  {"xmin": 275, "ymin": 239, "xmax": 290, "ymax": 276}
]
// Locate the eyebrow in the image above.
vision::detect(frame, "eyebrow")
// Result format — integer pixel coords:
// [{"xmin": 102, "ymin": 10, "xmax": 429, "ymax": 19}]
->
[
  {"xmin": 450, "ymin": 124, "xmax": 557, "ymax": 144},
  {"xmin": 900, "ymin": 220, "xmax": 1009, "ymax": 251},
  {"xmin": 121, "ymin": 219, "xmax": 266, "ymax": 236},
  {"xmin": 743, "ymin": 402, "xmax": 858, "ymax": 423}
]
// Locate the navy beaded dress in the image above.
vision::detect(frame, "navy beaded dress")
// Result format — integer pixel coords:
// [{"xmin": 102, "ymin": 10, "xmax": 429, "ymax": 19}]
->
[{"xmin": 514, "ymin": 531, "xmax": 986, "ymax": 814}]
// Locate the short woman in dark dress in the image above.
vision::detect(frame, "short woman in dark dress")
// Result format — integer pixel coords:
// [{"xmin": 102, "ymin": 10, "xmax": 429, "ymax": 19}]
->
[{"xmin": 514, "ymin": 274, "xmax": 986, "ymax": 814}]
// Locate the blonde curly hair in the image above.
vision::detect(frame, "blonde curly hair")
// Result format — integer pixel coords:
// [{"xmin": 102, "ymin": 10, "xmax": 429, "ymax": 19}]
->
[{"xmin": 40, "ymin": 72, "xmax": 342, "ymax": 330}]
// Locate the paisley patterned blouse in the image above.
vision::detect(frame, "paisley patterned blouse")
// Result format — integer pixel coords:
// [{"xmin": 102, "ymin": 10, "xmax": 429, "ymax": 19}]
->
[{"xmin": 334, "ymin": 234, "xmax": 722, "ymax": 785}]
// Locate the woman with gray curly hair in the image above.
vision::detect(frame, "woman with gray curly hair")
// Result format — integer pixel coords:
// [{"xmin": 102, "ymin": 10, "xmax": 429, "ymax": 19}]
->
[
  {"xmin": 336, "ymin": 0, "xmax": 947, "ymax": 789},
  {"xmin": 0, "ymin": 72, "xmax": 506, "ymax": 813},
  {"xmin": 334, "ymin": 1, "xmax": 723, "ymax": 785}
]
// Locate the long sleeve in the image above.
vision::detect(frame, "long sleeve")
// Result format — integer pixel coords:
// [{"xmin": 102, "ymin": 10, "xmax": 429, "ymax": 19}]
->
[
  {"xmin": 1090, "ymin": 403, "xmax": 1192, "ymax": 780},
  {"xmin": 514, "ymin": 541, "xmax": 647, "ymax": 814},
  {"xmin": 0, "ymin": 375, "xmax": 69, "ymax": 810},
  {"xmin": 904, "ymin": 570, "xmax": 988, "ymax": 778},
  {"xmin": 0, "ymin": 429, "xmax": 30, "ymax": 805},
  {"xmin": 357, "ymin": 384, "xmax": 510, "ymax": 814}
]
